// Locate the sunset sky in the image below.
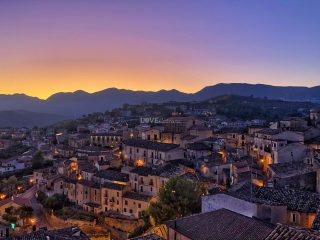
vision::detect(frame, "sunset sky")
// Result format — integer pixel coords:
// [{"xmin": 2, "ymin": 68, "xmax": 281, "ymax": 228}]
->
[{"xmin": 0, "ymin": 0, "xmax": 319, "ymax": 99}]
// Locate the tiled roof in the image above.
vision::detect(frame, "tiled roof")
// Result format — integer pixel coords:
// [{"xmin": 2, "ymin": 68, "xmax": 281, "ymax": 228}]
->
[
  {"xmin": 0, "ymin": 196, "xmax": 31, "ymax": 208},
  {"xmin": 269, "ymin": 162, "xmax": 315, "ymax": 178},
  {"xmin": 166, "ymin": 209, "xmax": 275, "ymax": 240},
  {"xmin": 101, "ymin": 182, "xmax": 126, "ymax": 191},
  {"xmin": 265, "ymin": 224, "xmax": 320, "ymax": 240},
  {"xmin": 78, "ymin": 162, "xmax": 98, "ymax": 173},
  {"xmin": 230, "ymin": 183, "xmax": 320, "ymax": 213},
  {"xmin": 77, "ymin": 179, "xmax": 100, "ymax": 188},
  {"xmin": 256, "ymin": 128, "xmax": 281, "ymax": 136},
  {"xmin": 123, "ymin": 191, "xmax": 152, "ymax": 202},
  {"xmin": 123, "ymin": 139, "xmax": 179, "ymax": 152},
  {"xmin": 186, "ymin": 142, "xmax": 210, "ymax": 151},
  {"xmin": 131, "ymin": 166, "xmax": 155, "ymax": 176},
  {"xmin": 94, "ymin": 169, "xmax": 129, "ymax": 182},
  {"xmin": 12, "ymin": 226, "xmax": 89, "ymax": 240},
  {"xmin": 130, "ymin": 162, "xmax": 189, "ymax": 178},
  {"xmin": 129, "ymin": 233, "xmax": 163, "ymax": 240}
]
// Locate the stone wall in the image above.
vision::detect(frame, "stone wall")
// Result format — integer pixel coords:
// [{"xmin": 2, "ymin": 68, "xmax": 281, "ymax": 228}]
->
[{"xmin": 104, "ymin": 216, "xmax": 144, "ymax": 233}]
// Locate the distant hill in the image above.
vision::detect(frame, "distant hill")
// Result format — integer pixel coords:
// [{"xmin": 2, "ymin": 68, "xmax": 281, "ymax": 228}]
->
[
  {"xmin": 0, "ymin": 110, "xmax": 67, "ymax": 128},
  {"xmin": 194, "ymin": 83, "xmax": 320, "ymax": 102},
  {"xmin": 0, "ymin": 83, "xmax": 319, "ymax": 119}
]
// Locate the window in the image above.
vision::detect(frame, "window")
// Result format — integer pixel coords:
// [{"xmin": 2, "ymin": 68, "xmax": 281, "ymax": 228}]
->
[
  {"xmin": 130, "ymin": 209, "xmax": 133, "ymax": 213},
  {"xmin": 117, "ymin": 192, "xmax": 119, "ymax": 197},
  {"xmin": 138, "ymin": 203, "xmax": 141, "ymax": 208},
  {"xmin": 117, "ymin": 200, "xmax": 119, "ymax": 205},
  {"xmin": 291, "ymin": 213, "xmax": 300, "ymax": 224},
  {"xmin": 140, "ymin": 186, "xmax": 143, "ymax": 192},
  {"xmin": 124, "ymin": 208, "xmax": 127, "ymax": 212},
  {"xmin": 125, "ymin": 200, "xmax": 128, "ymax": 205}
]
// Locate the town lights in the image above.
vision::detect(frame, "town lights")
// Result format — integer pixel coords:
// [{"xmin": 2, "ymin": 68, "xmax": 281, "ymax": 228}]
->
[
  {"xmin": 0, "ymin": 193, "xmax": 6, "ymax": 199},
  {"xmin": 135, "ymin": 159, "xmax": 144, "ymax": 167},
  {"xmin": 29, "ymin": 218, "xmax": 36, "ymax": 225}
]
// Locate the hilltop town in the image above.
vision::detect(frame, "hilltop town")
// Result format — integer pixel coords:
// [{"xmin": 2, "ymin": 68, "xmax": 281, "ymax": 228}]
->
[{"xmin": 0, "ymin": 95, "xmax": 320, "ymax": 239}]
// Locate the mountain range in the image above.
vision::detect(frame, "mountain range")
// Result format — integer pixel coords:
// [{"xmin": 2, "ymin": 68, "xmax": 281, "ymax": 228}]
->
[{"xmin": 1, "ymin": 83, "xmax": 320, "ymax": 127}]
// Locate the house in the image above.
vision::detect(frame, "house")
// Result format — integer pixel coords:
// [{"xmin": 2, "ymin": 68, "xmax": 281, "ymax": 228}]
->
[
  {"xmin": 162, "ymin": 116, "xmax": 201, "ymax": 134},
  {"xmin": 185, "ymin": 142, "xmax": 212, "ymax": 161},
  {"xmin": 101, "ymin": 182, "xmax": 129, "ymax": 213},
  {"xmin": 33, "ymin": 167, "xmax": 57, "ymax": 190},
  {"xmin": 310, "ymin": 108, "xmax": 320, "ymax": 128},
  {"xmin": 0, "ymin": 196, "xmax": 32, "ymax": 221},
  {"xmin": 123, "ymin": 139, "xmax": 183, "ymax": 166},
  {"xmin": 76, "ymin": 179, "xmax": 101, "ymax": 207},
  {"xmin": 188, "ymin": 125, "xmax": 213, "ymax": 140},
  {"xmin": 128, "ymin": 163, "xmax": 191, "ymax": 196},
  {"xmin": 92, "ymin": 169, "xmax": 129, "ymax": 185},
  {"xmin": 13, "ymin": 226, "xmax": 89, "ymax": 240},
  {"xmin": 135, "ymin": 126, "xmax": 161, "ymax": 142},
  {"xmin": 252, "ymin": 128, "xmax": 310, "ymax": 169},
  {"xmin": 202, "ymin": 183, "xmax": 320, "ymax": 228},
  {"xmin": 266, "ymin": 223, "xmax": 320, "ymax": 240},
  {"xmin": 90, "ymin": 130, "xmax": 123, "ymax": 148},
  {"xmin": 166, "ymin": 209, "xmax": 275, "ymax": 240},
  {"xmin": 214, "ymin": 127, "xmax": 248, "ymax": 150},
  {"xmin": 68, "ymin": 134, "xmax": 90, "ymax": 148},
  {"xmin": 267, "ymin": 161, "xmax": 319, "ymax": 192},
  {"xmin": 122, "ymin": 191, "xmax": 153, "ymax": 218}
]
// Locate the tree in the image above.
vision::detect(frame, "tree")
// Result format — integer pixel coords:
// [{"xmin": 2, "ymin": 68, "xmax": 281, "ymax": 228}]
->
[
  {"xmin": 2, "ymin": 206, "xmax": 18, "ymax": 224},
  {"xmin": 7, "ymin": 176, "xmax": 18, "ymax": 185},
  {"xmin": 32, "ymin": 151, "xmax": 44, "ymax": 169},
  {"xmin": 17, "ymin": 206, "xmax": 33, "ymax": 225},
  {"xmin": 149, "ymin": 177, "xmax": 205, "ymax": 225}
]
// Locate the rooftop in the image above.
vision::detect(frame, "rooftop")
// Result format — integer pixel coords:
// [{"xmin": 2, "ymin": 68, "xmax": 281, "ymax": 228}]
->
[
  {"xmin": 230, "ymin": 183, "xmax": 320, "ymax": 213},
  {"xmin": 266, "ymin": 224, "xmax": 320, "ymax": 240},
  {"xmin": 166, "ymin": 209, "xmax": 274, "ymax": 240},
  {"xmin": 269, "ymin": 162, "xmax": 315, "ymax": 178},
  {"xmin": 94, "ymin": 169, "xmax": 129, "ymax": 182},
  {"xmin": 101, "ymin": 182, "xmax": 126, "ymax": 191},
  {"xmin": 123, "ymin": 191, "xmax": 152, "ymax": 202},
  {"xmin": 12, "ymin": 226, "xmax": 89, "ymax": 240},
  {"xmin": 123, "ymin": 139, "xmax": 179, "ymax": 152},
  {"xmin": 256, "ymin": 128, "xmax": 282, "ymax": 136}
]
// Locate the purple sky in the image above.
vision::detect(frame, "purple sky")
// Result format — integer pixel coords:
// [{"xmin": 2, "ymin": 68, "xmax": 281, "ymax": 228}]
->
[{"xmin": 0, "ymin": 0, "xmax": 319, "ymax": 98}]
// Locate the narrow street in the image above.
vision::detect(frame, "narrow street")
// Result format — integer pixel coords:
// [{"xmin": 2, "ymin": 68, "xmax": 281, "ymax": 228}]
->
[{"xmin": 19, "ymin": 186, "xmax": 52, "ymax": 230}]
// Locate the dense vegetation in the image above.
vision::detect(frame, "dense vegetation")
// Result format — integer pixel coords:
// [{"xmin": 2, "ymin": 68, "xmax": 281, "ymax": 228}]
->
[{"xmin": 210, "ymin": 95, "xmax": 316, "ymax": 121}]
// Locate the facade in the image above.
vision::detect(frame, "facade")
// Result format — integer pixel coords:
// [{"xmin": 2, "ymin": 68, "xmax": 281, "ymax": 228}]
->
[
  {"xmin": 90, "ymin": 131, "xmax": 123, "ymax": 148},
  {"xmin": 123, "ymin": 139, "xmax": 184, "ymax": 166}
]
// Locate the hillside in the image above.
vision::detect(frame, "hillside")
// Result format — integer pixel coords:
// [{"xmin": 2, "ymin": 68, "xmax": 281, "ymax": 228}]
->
[
  {"xmin": 0, "ymin": 110, "xmax": 68, "ymax": 128},
  {"xmin": 0, "ymin": 83, "xmax": 319, "ymax": 118}
]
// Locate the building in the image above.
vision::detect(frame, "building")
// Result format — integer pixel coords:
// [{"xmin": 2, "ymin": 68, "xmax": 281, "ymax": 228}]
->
[
  {"xmin": 12, "ymin": 226, "xmax": 89, "ymax": 240},
  {"xmin": 166, "ymin": 209, "xmax": 275, "ymax": 240},
  {"xmin": 122, "ymin": 191, "xmax": 153, "ymax": 218},
  {"xmin": 90, "ymin": 131, "xmax": 123, "ymax": 148},
  {"xmin": 202, "ymin": 183, "xmax": 320, "ymax": 228},
  {"xmin": 123, "ymin": 139, "xmax": 183, "ymax": 166}
]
